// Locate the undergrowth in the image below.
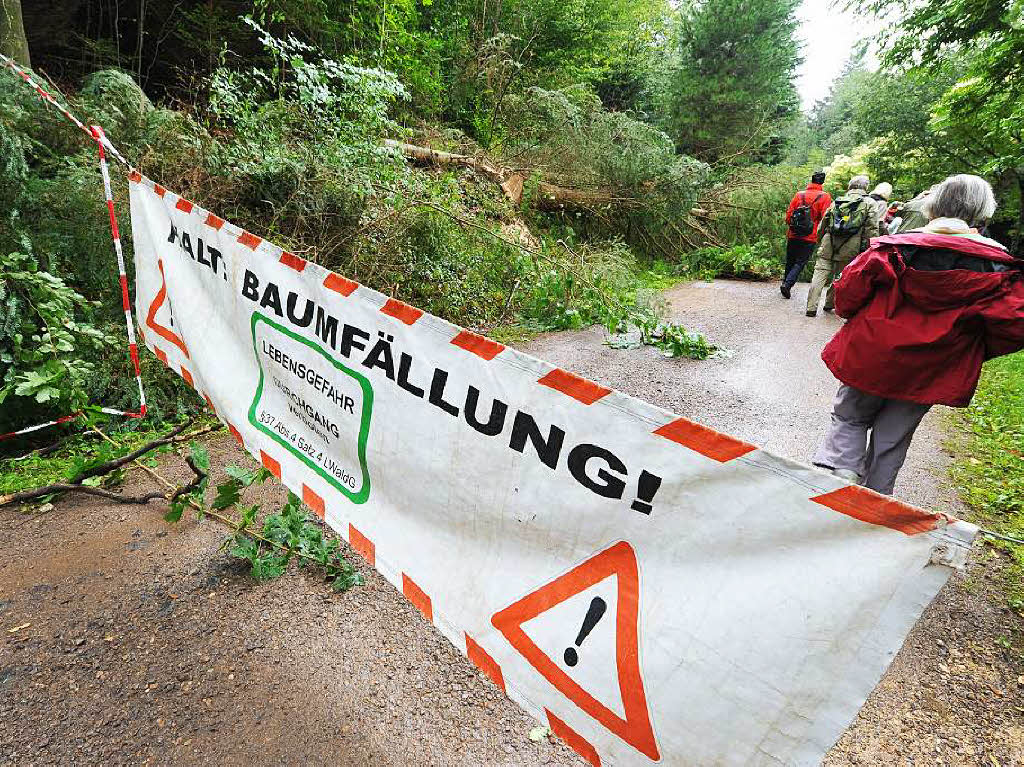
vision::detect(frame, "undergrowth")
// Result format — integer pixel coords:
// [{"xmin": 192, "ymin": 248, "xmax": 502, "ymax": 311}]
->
[
  {"xmin": 677, "ymin": 242, "xmax": 782, "ymax": 281},
  {"xmin": 0, "ymin": 26, "xmax": 732, "ymax": 444},
  {"xmin": 0, "ymin": 417, "xmax": 186, "ymax": 495},
  {"xmin": 950, "ymin": 352, "xmax": 1024, "ymax": 607}
]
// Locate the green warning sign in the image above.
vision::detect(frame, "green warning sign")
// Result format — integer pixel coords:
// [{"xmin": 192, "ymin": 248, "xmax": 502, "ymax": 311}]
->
[{"xmin": 248, "ymin": 312, "xmax": 373, "ymax": 504}]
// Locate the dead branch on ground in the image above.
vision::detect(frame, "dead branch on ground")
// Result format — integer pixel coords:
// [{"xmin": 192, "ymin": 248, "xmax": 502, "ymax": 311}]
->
[{"xmin": 0, "ymin": 420, "xmax": 220, "ymax": 508}]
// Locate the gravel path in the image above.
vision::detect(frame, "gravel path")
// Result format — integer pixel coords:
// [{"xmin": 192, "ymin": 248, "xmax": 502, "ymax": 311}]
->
[{"xmin": 1, "ymin": 279, "xmax": 1021, "ymax": 765}]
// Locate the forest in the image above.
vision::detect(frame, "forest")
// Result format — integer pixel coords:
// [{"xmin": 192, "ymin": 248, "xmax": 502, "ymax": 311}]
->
[{"xmin": 0, "ymin": 0, "xmax": 1021, "ymax": 432}]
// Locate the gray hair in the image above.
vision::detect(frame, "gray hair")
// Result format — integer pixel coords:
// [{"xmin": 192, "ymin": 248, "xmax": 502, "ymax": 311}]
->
[
  {"xmin": 848, "ymin": 175, "xmax": 869, "ymax": 190},
  {"xmin": 926, "ymin": 174, "xmax": 997, "ymax": 226}
]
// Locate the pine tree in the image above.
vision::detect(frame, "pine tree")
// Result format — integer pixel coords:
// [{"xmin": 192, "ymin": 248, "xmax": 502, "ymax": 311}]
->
[{"xmin": 659, "ymin": 0, "xmax": 801, "ymax": 163}]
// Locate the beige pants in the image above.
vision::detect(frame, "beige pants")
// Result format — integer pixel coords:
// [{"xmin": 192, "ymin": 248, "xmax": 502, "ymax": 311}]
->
[{"xmin": 806, "ymin": 254, "xmax": 851, "ymax": 313}]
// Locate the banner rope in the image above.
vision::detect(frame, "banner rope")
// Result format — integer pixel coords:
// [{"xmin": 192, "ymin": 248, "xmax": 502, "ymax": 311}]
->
[
  {"xmin": 979, "ymin": 529, "xmax": 1024, "ymax": 546},
  {"xmin": 0, "ymin": 53, "xmax": 136, "ymax": 172},
  {"xmin": 92, "ymin": 123, "xmax": 147, "ymax": 420},
  {"xmin": 0, "ymin": 55, "xmax": 146, "ymax": 441}
]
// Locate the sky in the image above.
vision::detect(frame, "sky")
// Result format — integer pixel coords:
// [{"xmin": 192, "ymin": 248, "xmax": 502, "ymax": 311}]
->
[{"xmin": 795, "ymin": 0, "xmax": 882, "ymax": 112}]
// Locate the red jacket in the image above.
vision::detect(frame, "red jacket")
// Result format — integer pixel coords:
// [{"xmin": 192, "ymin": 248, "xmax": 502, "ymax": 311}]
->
[
  {"xmin": 822, "ymin": 233, "xmax": 1024, "ymax": 407},
  {"xmin": 785, "ymin": 183, "xmax": 832, "ymax": 242}
]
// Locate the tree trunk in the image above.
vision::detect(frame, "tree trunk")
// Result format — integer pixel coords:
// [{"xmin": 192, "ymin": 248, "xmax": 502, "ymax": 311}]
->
[
  {"xmin": 1014, "ymin": 172, "xmax": 1024, "ymax": 257},
  {"xmin": 0, "ymin": 0, "xmax": 30, "ymax": 67},
  {"xmin": 383, "ymin": 139, "xmax": 642, "ymax": 212}
]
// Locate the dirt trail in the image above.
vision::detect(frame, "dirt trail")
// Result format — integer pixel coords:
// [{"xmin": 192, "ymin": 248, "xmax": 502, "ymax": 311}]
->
[{"xmin": 1, "ymin": 279, "xmax": 1022, "ymax": 766}]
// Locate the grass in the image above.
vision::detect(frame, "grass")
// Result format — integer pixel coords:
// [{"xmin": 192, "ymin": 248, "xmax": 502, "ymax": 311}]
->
[{"xmin": 948, "ymin": 351, "xmax": 1024, "ymax": 606}]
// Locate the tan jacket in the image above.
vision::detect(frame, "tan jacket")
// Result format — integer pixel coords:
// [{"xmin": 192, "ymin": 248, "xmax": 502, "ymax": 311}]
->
[
  {"xmin": 894, "ymin": 193, "xmax": 931, "ymax": 233},
  {"xmin": 815, "ymin": 188, "xmax": 883, "ymax": 261}
]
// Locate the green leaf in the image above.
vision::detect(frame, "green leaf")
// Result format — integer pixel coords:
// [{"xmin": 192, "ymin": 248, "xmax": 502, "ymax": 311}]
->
[
  {"xmin": 252, "ymin": 467, "xmax": 274, "ymax": 485},
  {"xmin": 212, "ymin": 478, "xmax": 242, "ymax": 510},
  {"xmin": 164, "ymin": 501, "xmax": 185, "ymax": 523},
  {"xmin": 229, "ymin": 533, "xmax": 259, "ymax": 561},
  {"xmin": 250, "ymin": 552, "xmax": 288, "ymax": 580},
  {"xmin": 190, "ymin": 441, "xmax": 210, "ymax": 473},
  {"xmin": 224, "ymin": 465, "xmax": 252, "ymax": 482}
]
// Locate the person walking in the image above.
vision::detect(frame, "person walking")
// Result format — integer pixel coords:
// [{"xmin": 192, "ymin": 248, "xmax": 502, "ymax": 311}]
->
[
  {"xmin": 813, "ymin": 174, "xmax": 1024, "ymax": 494},
  {"xmin": 867, "ymin": 182, "xmax": 891, "ymax": 222},
  {"xmin": 890, "ymin": 186, "xmax": 935, "ymax": 233},
  {"xmin": 781, "ymin": 171, "xmax": 832, "ymax": 299},
  {"xmin": 805, "ymin": 175, "xmax": 882, "ymax": 316}
]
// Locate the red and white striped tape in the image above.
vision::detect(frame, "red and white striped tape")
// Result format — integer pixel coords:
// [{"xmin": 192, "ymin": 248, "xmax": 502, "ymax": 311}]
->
[
  {"xmin": 92, "ymin": 124, "xmax": 146, "ymax": 420},
  {"xmin": 0, "ymin": 408, "xmax": 131, "ymax": 442},
  {"xmin": 0, "ymin": 53, "xmax": 135, "ymax": 171},
  {"xmin": 0, "ymin": 57, "xmax": 146, "ymax": 441},
  {"xmin": 0, "ymin": 53, "xmax": 92, "ymax": 138}
]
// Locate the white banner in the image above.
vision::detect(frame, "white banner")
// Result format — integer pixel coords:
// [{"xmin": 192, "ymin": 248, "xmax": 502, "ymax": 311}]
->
[{"xmin": 130, "ymin": 175, "xmax": 976, "ymax": 767}]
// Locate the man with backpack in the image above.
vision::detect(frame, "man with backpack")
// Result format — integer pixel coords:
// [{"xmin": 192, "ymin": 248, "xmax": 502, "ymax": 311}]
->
[
  {"xmin": 806, "ymin": 175, "xmax": 883, "ymax": 316},
  {"xmin": 781, "ymin": 171, "xmax": 832, "ymax": 298}
]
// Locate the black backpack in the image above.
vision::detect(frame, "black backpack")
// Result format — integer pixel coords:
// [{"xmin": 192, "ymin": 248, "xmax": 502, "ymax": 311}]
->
[{"xmin": 788, "ymin": 192, "xmax": 817, "ymax": 237}]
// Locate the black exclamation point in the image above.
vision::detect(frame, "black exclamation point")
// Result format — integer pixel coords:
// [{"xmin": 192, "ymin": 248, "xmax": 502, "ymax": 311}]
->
[
  {"xmin": 563, "ymin": 596, "xmax": 607, "ymax": 667},
  {"xmin": 630, "ymin": 470, "xmax": 662, "ymax": 515}
]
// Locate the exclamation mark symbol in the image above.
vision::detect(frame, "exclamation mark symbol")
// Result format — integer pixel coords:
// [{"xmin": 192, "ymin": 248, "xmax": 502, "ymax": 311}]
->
[
  {"xmin": 563, "ymin": 596, "xmax": 607, "ymax": 667},
  {"xmin": 630, "ymin": 470, "xmax": 662, "ymax": 515}
]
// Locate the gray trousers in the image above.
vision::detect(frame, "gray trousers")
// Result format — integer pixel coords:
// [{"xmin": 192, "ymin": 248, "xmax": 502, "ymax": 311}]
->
[{"xmin": 814, "ymin": 385, "xmax": 931, "ymax": 495}]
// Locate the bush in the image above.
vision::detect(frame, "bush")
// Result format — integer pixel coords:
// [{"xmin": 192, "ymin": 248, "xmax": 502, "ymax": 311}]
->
[
  {"xmin": 519, "ymin": 241, "xmax": 639, "ymax": 331},
  {"xmin": 704, "ymin": 163, "xmax": 818, "ymax": 263},
  {"xmin": 78, "ymin": 69, "xmax": 154, "ymax": 146},
  {"xmin": 0, "ymin": 250, "xmax": 118, "ymax": 433},
  {"xmin": 950, "ymin": 352, "xmax": 1024, "ymax": 603},
  {"xmin": 679, "ymin": 241, "xmax": 783, "ymax": 281},
  {"xmin": 500, "ymin": 85, "xmax": 710, "ymax": 258},
  {"xmin": 203, "ymin": 18, "xmax": 408, "ymax": 238},
  {"xmin": 364, "ymin": 203, "xmax": 529, "ymax": 327}
]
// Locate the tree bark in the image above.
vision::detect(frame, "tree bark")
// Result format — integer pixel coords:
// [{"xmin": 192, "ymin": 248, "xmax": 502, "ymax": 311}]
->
[
  {"xmin": 1014, "ymin": 172, "xmax": 1023, "ymax": 256},
  {"xmin": 0, "ymin": 0, "xmax": 30, "ymax": 67}
]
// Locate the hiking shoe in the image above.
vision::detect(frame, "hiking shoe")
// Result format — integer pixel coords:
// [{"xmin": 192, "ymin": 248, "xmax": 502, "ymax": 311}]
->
[
  {"xmin": 780, "ymin": 284, "xmax": 791, "ymax": 299},
  {"xmin": 806, "ymin": 310, "xmax": 817, "ymax": 317},
  {"xmin": 832, "ymin": 468, "xmax": 860, "ymax": 483},
  {"xmin": 823, "ymin": 307, "xmax": 834, "ymax": 313}
]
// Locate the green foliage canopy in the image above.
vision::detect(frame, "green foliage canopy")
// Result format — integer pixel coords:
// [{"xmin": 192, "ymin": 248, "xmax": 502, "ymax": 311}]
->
[{"xmin": 657, "ymin": 0, "xmax": 801, "ymax": 164}]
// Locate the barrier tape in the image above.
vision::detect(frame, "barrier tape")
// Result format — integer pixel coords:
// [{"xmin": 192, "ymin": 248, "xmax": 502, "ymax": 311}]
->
[
  {"xmin": 0, "ymin": 408, "xmax": 133, "ymax": 442},
  {"xmin": 92, "ymin": 124, "xmax": 147, "ymax": 420},
  {"xmin": 0, "ymin": 53, "xmax": 135, "ymax": 171},
  {"xmin": 0, "ymin": 56, "xmax": 145, "ymax": 441}
]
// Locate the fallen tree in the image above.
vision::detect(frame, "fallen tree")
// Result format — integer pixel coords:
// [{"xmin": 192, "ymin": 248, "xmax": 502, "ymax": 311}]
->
[
  {"xmin": 384, "ymin": 138, "xmax": 733, "ymax": 253},
  {"xmin": 384, "ymin": 139, "xmax": 643, "ymax": 212}
]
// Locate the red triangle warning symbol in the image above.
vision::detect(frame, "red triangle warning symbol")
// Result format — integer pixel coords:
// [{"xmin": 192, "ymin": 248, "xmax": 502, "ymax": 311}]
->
[
  {"xmin": 491, "ymin": 541, "xmax": 659, "ymax": 761},
  {"xmin": 146, "ymin": 259, "xmax": 190, "ymax": 359}
]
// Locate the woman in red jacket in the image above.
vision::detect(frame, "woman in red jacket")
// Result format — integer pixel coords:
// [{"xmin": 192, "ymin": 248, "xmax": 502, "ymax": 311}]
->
[{"xmin": 814, "ymin": 174, "xmax": 1024, "ymax": 494}]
